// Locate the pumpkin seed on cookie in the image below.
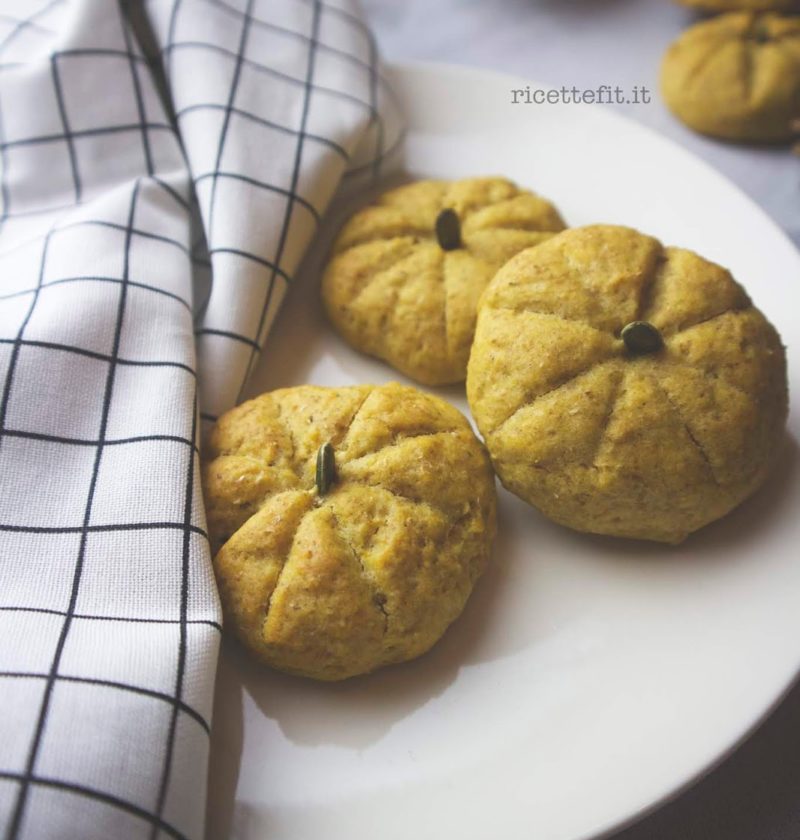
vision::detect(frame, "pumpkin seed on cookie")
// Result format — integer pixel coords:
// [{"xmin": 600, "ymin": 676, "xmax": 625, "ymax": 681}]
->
[
  {"xmin": 203, "ymin": 383, "xmax": 496, "ymax": 680},
  {"xmin": 466, "ymin": 224, "xmax": 788, "ymax": 544},
  {"xmin": 321, "ymin": 177, "xmax": 566, "ymax": 386}
]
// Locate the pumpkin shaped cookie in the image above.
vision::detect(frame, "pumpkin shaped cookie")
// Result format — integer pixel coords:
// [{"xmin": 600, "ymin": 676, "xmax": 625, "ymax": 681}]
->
[
  {"xmin": 661, "ymin": 13, "xmax": 800, "ymax": 143},
  {"xmin": 203, "ymin": 383, "xmax": 496, "ymax": 680},
  {"xmin": 676, "ymin": 0, "xmax": 799, "ymax": 11},
  {"xmin": 467, "ymin": 225, "xmax": 788, "ymax": 544},
  {"xmin": 321, "ymin": 177, "xmax": 566, "ymax": 386}
]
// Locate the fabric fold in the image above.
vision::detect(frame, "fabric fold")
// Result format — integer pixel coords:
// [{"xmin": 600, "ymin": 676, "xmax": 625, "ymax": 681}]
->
[{"xmin": 141, "ymin": 0, "xmax": 404, "ymax": 422}]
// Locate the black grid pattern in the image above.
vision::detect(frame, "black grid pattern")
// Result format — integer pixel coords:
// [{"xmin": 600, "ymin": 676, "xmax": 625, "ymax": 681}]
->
[
  {"xmin": 0, "ymin": 2, "xmax": 219, "ymax": 836},
  {"xmin": 0, "ymin": 0, "xmax": 401, "ymax": 837}
]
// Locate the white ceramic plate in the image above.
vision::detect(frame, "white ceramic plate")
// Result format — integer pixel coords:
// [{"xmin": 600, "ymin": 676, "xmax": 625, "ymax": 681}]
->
[{"xmin": 206, "ymin": 62, "xmax": 800, "ymax": 840}]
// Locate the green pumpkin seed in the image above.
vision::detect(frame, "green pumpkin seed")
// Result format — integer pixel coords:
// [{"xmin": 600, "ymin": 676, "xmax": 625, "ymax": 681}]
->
[
  {"xmin": 621, "ymin": 321, "xmax": 663, "ymax": 355},
  {"xmin": 435, "ymin": 208, "xmax": 461, "ymax": 251},
  {"xmin": 750, "ymin": 19, "xmax": 771, "ymax": 44},
  {"xmin": 315, "ymin": 442, "xmax": 336, "ymax": 496}
]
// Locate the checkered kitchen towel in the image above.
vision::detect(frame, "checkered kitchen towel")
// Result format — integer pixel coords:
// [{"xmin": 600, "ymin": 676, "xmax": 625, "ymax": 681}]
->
[{"xmin": 0, "ymin": 1, "xmax": 402, "ymax": 838}]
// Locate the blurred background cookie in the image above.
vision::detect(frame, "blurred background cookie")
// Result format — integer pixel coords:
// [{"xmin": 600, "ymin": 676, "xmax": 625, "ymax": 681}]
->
[
  {"xmin": 675, "ymin": 0, "xmax": 800, "ymax": 12},
  {"xmin": 661, "ymin": 12, "xmax": 800, "ymax": 143},
  {"xmin": 321, "ymin": 177, "xmax": 565, "ymax": 385},
  {"xmin": 203, "ymin": 382, "xmax": 496, "ymax": 680},
  {"xmin": 466, "ymin": 225, "xmax": 787, "ymax": 544}
]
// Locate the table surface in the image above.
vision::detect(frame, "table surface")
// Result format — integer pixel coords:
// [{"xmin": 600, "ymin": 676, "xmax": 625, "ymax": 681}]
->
[{"xmin": 361, "ymin": 1, "xmax": 800, "ymax": 838}]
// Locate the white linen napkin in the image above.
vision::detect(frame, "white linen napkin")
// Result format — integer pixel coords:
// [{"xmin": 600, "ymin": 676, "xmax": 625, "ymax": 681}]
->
[{"xmin": 0, "ymin": 1, "xmax": 402, "ymax": 838}]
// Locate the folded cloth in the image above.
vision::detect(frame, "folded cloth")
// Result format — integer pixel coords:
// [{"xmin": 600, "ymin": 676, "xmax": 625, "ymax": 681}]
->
[{"xmin": 0, "ymin": 1, "xmax": 402, "ymax": 838}]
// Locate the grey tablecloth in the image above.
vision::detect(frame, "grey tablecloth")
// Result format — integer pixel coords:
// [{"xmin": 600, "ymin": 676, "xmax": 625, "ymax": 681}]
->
[{"xmin": 361, "ymin": 1, "xmax": 800, "ymax": 837}]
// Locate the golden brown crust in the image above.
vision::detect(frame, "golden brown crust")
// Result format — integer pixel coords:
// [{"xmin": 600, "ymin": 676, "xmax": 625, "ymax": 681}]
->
[
  {"xmin": 321, "ymin": 177, "xmax": 566, "ymax": 386},
  {"xmin": 203, "ymin": 383, "xmax": 497, "ymax": 680},
  {"xmin": 661, "ymin": 12, "xmax": 800, "ymax": 143},
  {"xmin": 466, "ymin": 225, "xmax": 788, "ymax": 544}
]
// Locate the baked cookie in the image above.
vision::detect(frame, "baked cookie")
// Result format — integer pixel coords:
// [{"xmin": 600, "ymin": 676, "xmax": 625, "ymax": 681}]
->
[
  {"xmin": 203, "ymin": 383, "xmax": 496, "ymax": 680},
  {"xmin": 466, "ymin": 225, "xmax": 788, "ymax": 544},
  {"xmin": 676, "ymin": 0, "xmax": 799, "ymax": 12},
  {"xmin": 321, "ymin": 177, "xmax": 566, "ymax": 386},
  {"xmin": 661, "ymin": 12, "xmax": 800, "ymax": 143}
]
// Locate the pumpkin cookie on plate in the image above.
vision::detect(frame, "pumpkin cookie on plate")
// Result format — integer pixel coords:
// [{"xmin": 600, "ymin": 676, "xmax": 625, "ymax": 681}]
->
[
  {"xmin": 321, "ymin": 177, "xmax": 566, "ymax": 386},
  {"xmin": 203, "ymin": 382, "xmax": 496, "ymax": 680},
  {"xmin": 467, "ymin": 225, "xmax": 788, "ymax": 544},
  {"xmin": 661, "ymin": 12, "xmax": 800, "ymax": 143}
]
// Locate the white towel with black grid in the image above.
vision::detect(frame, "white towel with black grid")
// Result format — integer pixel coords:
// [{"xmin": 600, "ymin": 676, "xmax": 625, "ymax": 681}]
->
[{"xmin": 0, "ymin": 1, "xmax": 402, "ymax": 838}]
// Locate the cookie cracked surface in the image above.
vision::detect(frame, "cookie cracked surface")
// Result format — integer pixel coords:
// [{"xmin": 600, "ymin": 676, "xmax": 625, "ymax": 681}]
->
[
  {"xmin": 203, "ymin": 383, "xmax": 497, "ymax": 680},
  {"xmin": 321, "ymin": 177, "xmax": 566, "ymax": 385},
  {"xmin": 467, "ymin": 225, "xmax": 788, "ymax": 544}
]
